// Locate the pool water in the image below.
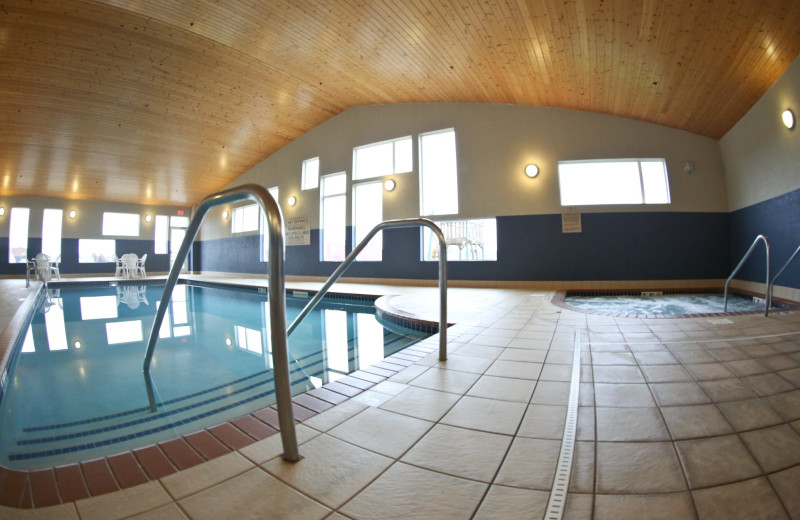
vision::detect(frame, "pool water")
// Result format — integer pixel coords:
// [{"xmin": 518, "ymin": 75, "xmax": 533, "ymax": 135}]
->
[
  {"xmin": 0, "ymin": 283, "xmax": 428, "ymax": 469},
  {"xmin": 564, "ymin": 292, "xmax": 773, "ymax": 316}
]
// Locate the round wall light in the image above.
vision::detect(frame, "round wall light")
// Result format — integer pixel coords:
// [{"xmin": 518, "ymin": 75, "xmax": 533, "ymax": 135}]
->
[
  {"xmin": 782, "ymin": 109, "xmax": 795, "ymax": 130},
  {"xmin": 525, "ymin": 164, "xmax": 539, "ymax": 178},
  {"xmin": 0, "ymin": 207, "xmax": 5, "ymax": 216},
  {"xmin": 288, "ymin": 196, "xmax": 297, "ymax": 207},
  {"xmin": 384, "ymin": 179, "xmax": 396, "ymax": 191},
  {"xmin": 68, "ymin": 210, "xmax": 77, "ymax": 219},
  {"xmin": 144, "ymin": 214, "xmax": 152, "ymax": 223}
]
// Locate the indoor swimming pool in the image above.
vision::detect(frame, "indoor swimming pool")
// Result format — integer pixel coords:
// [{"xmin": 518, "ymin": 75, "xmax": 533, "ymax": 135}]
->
[
  {"xmin": 562, "ymin": 291, "xmax": 788, "ymax": 316},
  {"xmin": 0, "ymin": 282, "xmax": 429, "ymax": 470}
]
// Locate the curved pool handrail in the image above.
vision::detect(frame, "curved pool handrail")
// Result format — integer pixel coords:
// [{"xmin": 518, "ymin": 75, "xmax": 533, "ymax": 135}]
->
[
  {"xmin": 142, "ymin": 184, "xmax": 299, "ymax": 462},
  {"xmin": 287, "ymin": 218, "xmax": 449, "ymax": 361},
  {"xmin": 768, "ymin": 242, "xmax": 800, "ymax": 311},
  {"xmin": 724, "ymin": 234, "xmax": 770, "ymax": 316}
]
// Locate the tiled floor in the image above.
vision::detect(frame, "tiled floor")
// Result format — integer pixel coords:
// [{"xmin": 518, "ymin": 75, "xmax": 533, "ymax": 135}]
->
[{"xmin": 1, "ymin": 276, "xmax": 800, "ymax": 519}]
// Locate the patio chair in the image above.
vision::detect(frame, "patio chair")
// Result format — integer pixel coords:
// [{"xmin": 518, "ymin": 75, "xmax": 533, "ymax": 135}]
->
[
  {"xmin": 34, "ymin": 253, "xmax": 57, "ymax": 282},
  {"xmin": 112, "ymin": 254, "xmax": 124, "ymax": 278},
  {"xmin": 137, "ymin": 253, "xmax": 147, "ymax": 278},
  {"xmin": 123, "ymin": 253, "xmax": 139, "ymax": 278}
]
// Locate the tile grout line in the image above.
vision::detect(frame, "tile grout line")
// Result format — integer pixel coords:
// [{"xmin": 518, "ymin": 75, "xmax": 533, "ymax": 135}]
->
[{"xmin": 543, "ymin": 328, "xmax": 582, "ymax": 520}]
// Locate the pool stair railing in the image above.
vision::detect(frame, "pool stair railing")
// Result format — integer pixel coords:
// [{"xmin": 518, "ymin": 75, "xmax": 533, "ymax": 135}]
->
[
  {"xmin": 724, "ymin": 234, "xmax": 770, "ymax": 316},
  {"xmin": 142, "ymin": 184, "xmax": 300, "ymax": 462},
  {"xmin": 768, "ymin": 241, "xmax": 800, "ymax": 312},
  {"xmin": 287, "ymin": 217, "xmax": 449, "ymax": 363}
]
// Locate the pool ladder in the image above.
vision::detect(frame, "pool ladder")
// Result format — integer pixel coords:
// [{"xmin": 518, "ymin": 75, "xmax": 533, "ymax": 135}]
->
[
  {"xmin": 142, "ymin": 184, "xmax": 450, "ymax": 463},
  {"xmin": 724, "ymin": 234, "xmax": 770, "ymax": 316},
  {"xmin": 768, "ymin": 241, "xmax": 800, "ymax": 313}
]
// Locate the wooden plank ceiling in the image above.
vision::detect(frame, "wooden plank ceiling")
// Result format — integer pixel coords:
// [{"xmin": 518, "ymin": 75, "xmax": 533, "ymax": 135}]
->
[{"xmin": 1, "ymin": 0, "xmax": 799, "ymax": 206}]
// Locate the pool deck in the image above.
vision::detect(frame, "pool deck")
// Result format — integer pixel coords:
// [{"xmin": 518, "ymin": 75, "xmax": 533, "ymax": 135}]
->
[{"xmin": 1, "ymin": 275, "xmax": 800, "ymax": 519}]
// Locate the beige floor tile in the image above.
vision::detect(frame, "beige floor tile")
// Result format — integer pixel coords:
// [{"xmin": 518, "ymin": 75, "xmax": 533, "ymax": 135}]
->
[
  {"xmin": 495, "ymin": 437, "xmax": 561, "ymax": 490},
  {"xmin": 641, "ymin": 365, "xmax": 694, "ymax": 383},
  {"xmin": 409, "ymin": 367, "xmax": 481, "ymax": 393},
  {"xmin": 596, "ymin": 407, "xmax": 670, "ymax": 441},
  {"xmin": 485, "ymin": 359, "xmax": 543, "ymax": 380},
  {"xmin": 570, "ymin": 441, "xmax": 595, "ymax": 493},
  {"xmin": 180, "ymin": 468, "xmax": 329, "ymax": 520},
  {"xmin": 592, "ymin": 351, "xmax": 637, "ymax": 365},
  {"xmin": 457, "ymin": 342, "xmax": 506, "ymax": 358},
  {"xmin": 263, "ymin": 434, "xmax": 392, "ymax": 509},
  {"xmin": 768, "ymin": 465, "xmax": 800, "ymax": 519},
  {"xmin": 531, "ymin": 380, "xmax": 572, "ymax": 405},
  {"xmin": 301, "ymin": 400, "xmax": 369, "ymax": 433},
  {"xmin": 593, "ymin": 365, "xmax": 646, "ymax": 383},
  {"xmin": 676, "ymin": 435, "xmax": 762, "ymax": 488},
  {"xmin": 594, "ymin": 383, "xmax": 656, "ymax": 407},
  {"xmin": 401, "ymin": 424, "xmax": 512, "ymax": 482},
  {"xmin": 498, "ymin": 348, "xmax": 547, "ymax": 363},
  {"xmin": 340, "ymin": 462, "xmax": 487, "ymax": 520},
  {"xmin": 351, "ymin": 388, "xmax": 395, "ymax": 406},
  {"xmin": 377, "ymin": 384, "xmax": 460, "ymax": 422},
  {"xmin": 467, "ymin": 374, "xmax": 537, "ymax": 402},
  {"xmin": 472, "ymin": 485, "xmax": 549, "ymax": 520},
  {"xmin": 434, "ymin": 353, "xmax": 494, "ymax": 374},
  {"xmin": 0, "ymin": 503, "xmax": 80, "ymax": 519},
  {"xmin": 540, "ymin": 362, "xmax": 573, "ymax": 381},
  {"xmin": 75, "ymin": 481, "xmax": 172, "ymax": 520},
  {"xmin": 127, "ymin": 504, "xmax": 189, "ymax": 519},
  {"xmin": 596, "ymin": 442, "xmax": 686, "ymax": 494},
  {"xmin": 767, "ymin": 390, "xmax": 800, "ymax": 421},
  {"xmin": 650, "ymin": 382, "xmax": 712, "ymax": 406},
  {"xmin": 632, "ymin": 351, "xmax": 679, "ymax": 365},
  {"xmin": 442, "ymin": 395, "xmax": 527, "ymax": 435},
  {"xmin": 518, "ymin": 404, "xmax": 567, "ymax": 439},
  {"xmin": 686, "ymin": 363, "xmax": 736, "ymax": 381},
  {"xmin": 369, "ymin": 380, "xmax": 409, "ymax": 396},
  {"xmin": 238, "ymin": 424, "xmax": 319, "ymax": 464},
  {"xmin": 740, "ymin": 424, "xmax": 800, "ymax": 473},
  {"xmin": 745, "ymin": 373, "xmax": 796, "ymax": 396},
  {"xmin": 161, "ymin": 452, "xmax": 255, "ymax": 499},
  {"xmin": 594, "ymin": 493, "xmax": 697, "ymax": 520},
  {"xmin": 661, "ymin": 404, "xmax": 734, "ymax": 439},
  {"xmin": 563, "ymin": 493, "xmax": 594, "ymax": 520},
  {"xmin": 387, "ymin": 363, "xmax": 428, "ymax": 384},
  {"xmin": 327, "ymin": 406, "xmax": 433, "ymax": 458},
  {"xmin": 692, "ymin": 477, "xmax": 789, "ymax": 520},
  {"xmin": 717, "ymin": 397, "xmax": 785, "ymax": 431},
  {"xmin": 700, "ymin": 378, "xmax": 759, "ymax": 402},
  {"xmin": 577, "ymin": 406, "xmax": 597, "ymax": 441}
]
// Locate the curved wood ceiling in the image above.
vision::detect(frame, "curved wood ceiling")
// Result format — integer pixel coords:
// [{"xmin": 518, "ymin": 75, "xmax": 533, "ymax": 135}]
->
[{"xmin": 1, "ymin": 0, "xmax": 799, "ymax": 206}]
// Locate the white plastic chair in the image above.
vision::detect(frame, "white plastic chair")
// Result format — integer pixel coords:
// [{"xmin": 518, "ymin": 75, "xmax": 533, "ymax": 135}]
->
[
  {"xmin": 113, "ymin": 254, "xmax": 124, "ymax": 278},
  {"xmin": 123, "ymin": 254, "xmax": 139, "ymax": 278},
  {"xmin": 35, "ymin": 253, "xmax": 56, "ymax": 282},
  {"xmin": 137, "ymin": 253, "xmax": 147, "ymax": 278}
]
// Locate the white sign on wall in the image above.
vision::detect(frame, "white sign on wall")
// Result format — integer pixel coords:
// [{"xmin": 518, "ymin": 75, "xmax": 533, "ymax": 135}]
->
[
  {"xmin": 561, "ymin": 212, "xmax": 582, "ymax": 233},
  {"xmin": 286, "ymin": 216, "xmax": 311, "ymax": 246}
]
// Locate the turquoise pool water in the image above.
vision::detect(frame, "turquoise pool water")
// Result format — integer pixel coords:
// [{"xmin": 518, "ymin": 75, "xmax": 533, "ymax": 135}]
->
[
  {"xmin": 0, "ymin": 283, "xmax": 428, "ymax": 469},
  {"xmin": 563, "ymin": 292, "xmax": 774, "ymax": 316}
]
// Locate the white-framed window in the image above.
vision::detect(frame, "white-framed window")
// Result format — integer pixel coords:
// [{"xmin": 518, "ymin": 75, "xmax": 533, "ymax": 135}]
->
[
  {"xmin": 102, "ymin": 212, "xmax": 140, "ymax": 236},
  {"xmin": 419, "ymin": 129, "xmax": 458, "ymax": 216},
  {"xmin": 302, "ymin": 157, "xmax": 320, "ymax": 190},
  {"xmin": 78, "ymin": 239, "xmax": 115, "ymax": 263},
  {"xmin": 41, "ymin": 209, "xmax": 63, "ymax": 260},
  {"xmin": 261, "ymin": 186, "xmax": 279, "ymax": 261},
  {"xmin": 353, "ymin": 136, "xmax": 412, "ymax": 180},
  {"xmin": 558, "ymin": 159, "xmax": 671, "ymax": 206},
  {"xmin": 232, "ymin": 204, "xmax": 259, "ymax": 233},
  {"xmin": 154, "ymin": 215, "xmax": 169, "ymax": 254},
  {"xmin": 8, "ymin": 207, "xmax": 30, "ymax": 263},
  {"xmin": 352, "ymin": 180, "xmax": 382, "ymax": 261},
  {"xmin": 422, "ymin": 218, "xmax": 498, "ymax": 261},
  {"xmin": 320, "ymin": 172, "xmax": 347, "ymax": 262}
]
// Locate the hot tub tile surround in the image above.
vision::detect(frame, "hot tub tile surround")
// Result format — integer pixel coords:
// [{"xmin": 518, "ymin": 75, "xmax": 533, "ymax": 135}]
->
[{"xmin": 0, "ymin": 278, "xmax": 798, "ymax": 519}]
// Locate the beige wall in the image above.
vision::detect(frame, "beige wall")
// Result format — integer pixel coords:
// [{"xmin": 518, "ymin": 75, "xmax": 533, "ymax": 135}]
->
[
  {"xmin": 720, "ymin": 54, "xmax": 800, "ymax": 211},
  {"xmin": 205, "ymin": 103, "xmax": 728, "ymax": 241}
]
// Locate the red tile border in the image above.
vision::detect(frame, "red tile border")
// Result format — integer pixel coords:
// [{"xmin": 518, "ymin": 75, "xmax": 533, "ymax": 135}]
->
[
  {"xmin": 231, "ymin": 415, "xmax": 278, "ymax": 440},
  {"xmin": 29, "ymin": 469, "xmax": 60, "ymax": 508},
  {"xmin": 185, "ymin": 431, "xmax": 231, "ymax": 461},
  {"xmin": 208, "ymin": 423, "xmax": 256, "ymax": 451},
  {"xmin": 133, "ymin": 445, "xmax": 177, "ymax": 480},
  {"xmin": 55, "ymin": 464, "xmax": 90, "ymax": 503},
  {"xmin": 0, "ymin": 468, "xmax": 27, "ymax": 507},
  {"xmin": 159, "ymin": 439, "xmax": 204, "ymax": 471},
  {"xmin": 107, "ymin": 452, "xmax": 149, "ymax": 489},
  {"xmin": 81, "ymin": 459, "xmax": 119, "ymax": 496}
]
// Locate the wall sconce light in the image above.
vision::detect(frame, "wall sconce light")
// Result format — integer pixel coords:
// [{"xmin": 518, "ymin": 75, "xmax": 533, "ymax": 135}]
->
[
  {"xmin": 68, "ymin": 210, "xmax": 77, "ymax": 219},
  {"xmin": 384, "ymin": 179, "xmax": 396, "ymax": 191},
  {"xmin": 525, "ymin": 164, "xmax": 539, "ymax": 178},
  {"xmin": 74, "ymin": 341, "xmax": 81, "ymax": 349},
  {"xmin": 0, "ymin": 207, "xmax": 4, "ymax": 216},
  {"xmin": 145, "ymin": 214, "xmax": 152, "ymax": 223},
  {"xmin": 225, "ymin": 337, "xmax": 232, "ymax": 347},
  {"xmin": 782, "ymin": 109, "xmax": 795, "ymax": 130},
  {"xmin": 683, "ymin": 161, "xmax": 694, "ymax": 174},
  {"xmin": 288, "ymin": 196, "xmax": 297, "ymax": 207},
  {"xmin": 222, "ymin": 210, "xmax": 229, "ymax": 220}
]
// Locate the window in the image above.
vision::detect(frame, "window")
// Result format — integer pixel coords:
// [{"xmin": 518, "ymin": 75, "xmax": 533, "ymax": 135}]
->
[
  {"xmin": 169, "ymin": 216, "xmax": 189, "ymax": 268},
  {"xmin": 261, "ymin": 187, "xmax": 279, "ymax": 262},
  {"xmin": 154, "ymin": 215, "xmax": 169, "ymax": 254},
  {"xmin": 558, "ymin": 159, "xmax": 671, "ymax": 206},
  {"xmin": 320, "ymin": 172, "xmax": 347, "ymax": 262},
  {"xmin": 419, "ymin": 129, "xmax": 458, "ymax": 216},
  {"xmin": 352, "ymin": 181, "xmax": 382, "ymax": 261},
  {"xmin": 102, "ymin": 212, "xmax": 140, "ymax": 236},
  {"xmin": 353, "ymin": 136, "xmax": 412, "ymax": 180},
  {"xmin": 79, "ymin": 239, "xmax": 115, "ymax": 263},
  {"xmin": 302, "ymin": 157, "xmax": 320, "ymax": 190},
  {"xmin": 42, "ymin": 209, "xmax": 63, "ymax": 260},
  {"xmin": 232, "ymin": 204, "xmax": 259, "ymax": 233},
  {"xmin": 422, "ymin": 218, "xmax": 498, "ymax": 261},
  {"xmin": 8, "ymin": 207, "xmax": 30, "ymax": 263}
]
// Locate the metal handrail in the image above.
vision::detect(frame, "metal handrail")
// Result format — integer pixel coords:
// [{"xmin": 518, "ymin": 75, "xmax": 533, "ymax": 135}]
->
[
  {"xmin": 141, "ymin": 184, "xmax": 299, "ymax": 462},
  {"xmin": 288, "ymin": 218, "xmax": 449, "ymax": 361},
  {"xmin": 724, "ymin": 234, "xmax": 770, "ymax": 316},
  {"xmin": 768, "ymin": 242, "xmax": 800, "ymax": 310}
]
